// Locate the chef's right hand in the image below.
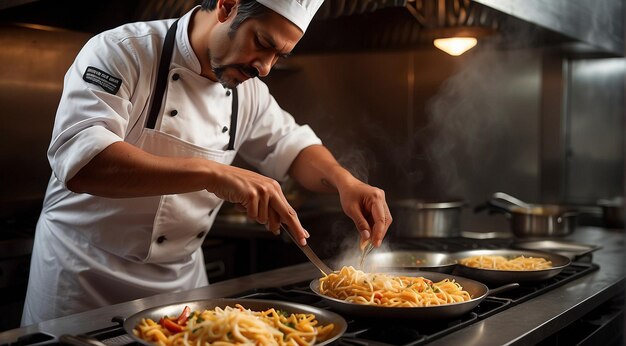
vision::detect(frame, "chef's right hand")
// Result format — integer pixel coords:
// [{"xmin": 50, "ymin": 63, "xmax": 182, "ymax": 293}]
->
[{"xmin": 206, "ymin": 163, "xmax": 309, "ymax": 245}]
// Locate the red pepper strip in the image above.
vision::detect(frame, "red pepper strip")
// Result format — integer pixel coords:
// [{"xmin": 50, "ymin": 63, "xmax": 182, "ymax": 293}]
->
[
  {"xmin": 373, "ymin": 292, "xmax": 383, "ymax": 300},
  {"xmin": 160, "ymin": 317, "xmax": 185, "ymax": 333},
  {"xmin": 176, "ymin": 306, "xmax": 192, "ymax": 325}
]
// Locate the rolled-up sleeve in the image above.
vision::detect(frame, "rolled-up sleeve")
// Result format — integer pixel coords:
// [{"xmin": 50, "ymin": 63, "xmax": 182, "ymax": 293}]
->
[
  {"xmin": 237, "ymin": 81, "xmax": 321, "ymax": 182},
  {"xmin": 48, "ymin": 33, "xmax": 137, "ymax": 184}
]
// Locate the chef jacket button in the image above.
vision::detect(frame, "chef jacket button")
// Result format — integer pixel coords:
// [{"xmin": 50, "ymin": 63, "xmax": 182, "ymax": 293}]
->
[
  {"xmin": 172, "ymin": 73, "xmax": 180, "ymax": 81},
  {"xmin": 226, "ymin": 90, "xmax": 231, "ymax": 96},
  {"xmin": 197, "ymin": 231, "xmax": 205, "ymax": 238},
  {"xmin": 222, "ymin": 126, "xmax": 228, "ymax": 133},
  {"xmin": 170, "ymin": 110, "xmax": 178, "ymax": 117},
  {"xmin": 156, "ymin": 235, "xmax": 167, "ymax": 244}
]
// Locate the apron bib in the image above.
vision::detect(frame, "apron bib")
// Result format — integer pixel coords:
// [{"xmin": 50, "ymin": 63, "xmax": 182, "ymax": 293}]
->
[{"xmin": 136, "ymin": 19, "xmax": 238, "ymax": 263}]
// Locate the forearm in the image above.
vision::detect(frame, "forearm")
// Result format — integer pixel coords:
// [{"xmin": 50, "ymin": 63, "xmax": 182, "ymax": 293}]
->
[
  {"xmin": 288, "ymin": 144, "xmax": 358, "ymax": 194},
  {"xmin": 67, "ymin": 141, "xmax": 215, "ymax": 198}
]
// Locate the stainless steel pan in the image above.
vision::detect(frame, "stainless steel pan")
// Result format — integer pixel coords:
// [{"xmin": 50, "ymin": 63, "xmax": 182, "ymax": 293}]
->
[
  {"xmin": 123, "ymin": 298, "xmax": 347, "ymax": 346},
  {"xmin": 452, "ymin": 249, "xmax": 571, "ymax": 284},
  {"xmin": 309, "ymin": 271, "xmax": 518, "ymax": 320},
  {"xmin": 363, "ymin": 250, "xmax": 457, "ymax": 273}
]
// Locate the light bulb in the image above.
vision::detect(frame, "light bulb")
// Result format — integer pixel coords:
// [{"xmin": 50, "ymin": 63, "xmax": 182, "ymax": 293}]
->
[{"xmin": 433, "ymin": 37, "xmax": 478, "ymax": 56}]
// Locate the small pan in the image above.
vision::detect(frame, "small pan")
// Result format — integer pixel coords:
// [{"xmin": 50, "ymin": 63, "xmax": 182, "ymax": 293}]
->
[
  {"xmin": 123, "ymin": 298, "xmax": 347, "ymax": 346},
  {"xmin": 363, "ymin": 250, "xmax": 457, "ymax": 273},
  {"xmin": 452, "ymin": 249, "xmax": 571, "ymax": 285},
  {"xmin": 310, "ymin": 271, "xmax": 518, "ymax": 320}
]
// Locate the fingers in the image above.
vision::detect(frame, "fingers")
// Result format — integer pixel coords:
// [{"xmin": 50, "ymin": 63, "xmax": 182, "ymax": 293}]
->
[
  {"xmin": 370, "ymin": 200, "xmax": 391, "ymax": 247},
  {"xmin": 347, "ymin": 210, "xmax": 372, "ymax": 243},
  {"xmin": 267, "ymin": 209, "xmax": 281, "ymax": 235},
  {"xmin": 271, "ymin": 192, "xmax": 309, "ymax": 246}
]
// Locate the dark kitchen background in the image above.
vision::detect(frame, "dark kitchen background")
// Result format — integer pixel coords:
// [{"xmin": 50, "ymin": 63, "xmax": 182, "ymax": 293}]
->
[{"xmin": 0, "ymin": 0, "xmax": 624, "ymax": 331}]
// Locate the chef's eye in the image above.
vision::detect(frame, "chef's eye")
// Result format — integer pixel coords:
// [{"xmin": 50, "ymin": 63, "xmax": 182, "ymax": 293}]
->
[{"xmin": 254, "ymin": 36, "xmax": 268, "ymax": 50}]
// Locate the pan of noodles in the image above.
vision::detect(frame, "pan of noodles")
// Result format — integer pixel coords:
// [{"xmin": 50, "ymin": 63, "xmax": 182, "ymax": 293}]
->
[
  {"xmin": 309, "ymin": 267, "xmax": 518, "ymax": 320},
  {"xmin": 452, "ymin": 249, "xmax": 571, "ymax": 285},
  {"xmin": 123, "ymin": 298, "xmax": 347, "ymax": 346}
]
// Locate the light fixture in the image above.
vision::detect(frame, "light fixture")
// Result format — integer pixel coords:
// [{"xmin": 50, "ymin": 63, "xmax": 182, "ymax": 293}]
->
[{"xmin": 433, "ymin": 37, "xmax": 478, "ymax": 56}]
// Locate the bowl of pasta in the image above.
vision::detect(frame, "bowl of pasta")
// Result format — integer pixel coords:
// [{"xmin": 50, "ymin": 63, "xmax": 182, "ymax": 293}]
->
[
  {"xmin": 310, "ymin": 266, "xmax": 517, "ymax": 320},
  {"xmin": 124, "ymin": 298, "xmax": 347, "ymax": 346},
  {"xmin": 452, "ymin": 249, "xmax": 571, "ymax": 284}
]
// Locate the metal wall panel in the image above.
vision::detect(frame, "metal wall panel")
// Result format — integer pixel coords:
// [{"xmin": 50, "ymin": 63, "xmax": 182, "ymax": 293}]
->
[{"xmin": 565, "ymin": 58, "xmax": 625, "ymax": 203}]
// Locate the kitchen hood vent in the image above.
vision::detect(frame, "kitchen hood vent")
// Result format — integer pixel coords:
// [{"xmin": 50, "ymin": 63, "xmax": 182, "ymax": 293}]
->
[{"xmin": 0, "ymin": 0, "xmax": 621, "ymax": 56}]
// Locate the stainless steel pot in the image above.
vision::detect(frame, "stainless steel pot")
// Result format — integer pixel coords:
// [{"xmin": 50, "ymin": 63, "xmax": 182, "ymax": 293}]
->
[
  {"xmin": 482, "ymin": 192, "xmax": 578, "ymax": 238},
  {"xmin": 391, "ymin": 199, "xmax": 464, "ymax": 237}
]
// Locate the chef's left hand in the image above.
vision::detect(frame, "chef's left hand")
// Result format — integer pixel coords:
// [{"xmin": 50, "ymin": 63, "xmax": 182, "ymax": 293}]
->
[{"xmin": 338, "ymin": 181, "xmax": 392, "ymax": 247}]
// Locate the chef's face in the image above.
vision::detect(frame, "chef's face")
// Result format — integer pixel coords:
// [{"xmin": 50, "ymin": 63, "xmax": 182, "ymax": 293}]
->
[{"xmin": 204, "ymin": 2, "xmax": 303, "ymax": 88}]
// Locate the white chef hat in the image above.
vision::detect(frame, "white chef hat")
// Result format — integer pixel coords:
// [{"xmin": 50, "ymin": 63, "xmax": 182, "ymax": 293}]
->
[{"xmin": 256, "ymin": 0, "xmax": 324, "ymax": 33}]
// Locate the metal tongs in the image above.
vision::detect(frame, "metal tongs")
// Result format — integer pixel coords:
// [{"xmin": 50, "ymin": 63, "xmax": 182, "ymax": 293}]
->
[
  {"xmin": 358, "ymin": 239, "xmax": 375, "ymax": 270},
  {"xmin": 281, "ymin": 224, "xmax": 333, "ymax": 276}
]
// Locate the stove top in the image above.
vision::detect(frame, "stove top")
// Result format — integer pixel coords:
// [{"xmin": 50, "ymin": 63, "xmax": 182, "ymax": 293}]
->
[{"xmin": 5, "ymin": 237, "xmax": 601, "ymax": 346}]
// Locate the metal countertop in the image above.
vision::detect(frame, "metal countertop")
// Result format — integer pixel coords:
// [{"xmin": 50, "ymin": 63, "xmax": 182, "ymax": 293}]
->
[{"xmin": 0, "ymin": 227, "xmax": 624, "ymax": 345}]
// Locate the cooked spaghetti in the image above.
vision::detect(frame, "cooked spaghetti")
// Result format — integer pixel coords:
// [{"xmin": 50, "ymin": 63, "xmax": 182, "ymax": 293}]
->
[
  {"xmin": 318, "ymin": 266, "xmax": 471, "ymax": 307},
  {"xmin": 458, "ymin": 255, "xmax": 553, "ymax": 271},
  {"xmin": 133, "ymin": 304, "xmax": 335, "ymax": 346}
]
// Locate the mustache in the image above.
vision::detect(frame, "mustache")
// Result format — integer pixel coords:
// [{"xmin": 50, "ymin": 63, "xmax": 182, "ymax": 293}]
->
[{"xmin": 213, "ymin": 64, "xmax": 259, "ymax": 79}]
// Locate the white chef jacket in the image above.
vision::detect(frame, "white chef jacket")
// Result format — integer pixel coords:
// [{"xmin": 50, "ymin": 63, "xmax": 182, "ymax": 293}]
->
[{"xmin": 21, "ymin": 6, "xmax": 321, "ymax": 326}]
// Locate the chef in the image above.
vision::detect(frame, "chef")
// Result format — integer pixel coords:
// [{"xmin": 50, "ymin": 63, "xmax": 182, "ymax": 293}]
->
[{"xmin": 21, "ymin": 0, "xmax": 392, "ymax": 325}]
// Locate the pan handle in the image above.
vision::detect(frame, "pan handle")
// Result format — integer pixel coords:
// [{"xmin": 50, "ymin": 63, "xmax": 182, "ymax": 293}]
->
[{"xmin": 486, "ymin": 282, "xmax": 520, "ymax": 296}]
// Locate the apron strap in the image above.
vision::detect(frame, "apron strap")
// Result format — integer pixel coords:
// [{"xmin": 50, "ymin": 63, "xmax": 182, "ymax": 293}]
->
[
  {"xmin": 227, "ymin": 87, "xmax": 238, "ymax": 150},
  {"xmin": 145, "ymin": 18, "xmax": 240, "ymax": 151},
  {"xmin": 146, "ymin": 19, "xmax": 179, "ymax": 130}
]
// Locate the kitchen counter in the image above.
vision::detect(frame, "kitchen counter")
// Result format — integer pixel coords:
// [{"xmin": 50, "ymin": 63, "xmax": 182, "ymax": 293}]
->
[{"xmin": 0, "ymin": 226, "xmax": 624, "ymax": 345}]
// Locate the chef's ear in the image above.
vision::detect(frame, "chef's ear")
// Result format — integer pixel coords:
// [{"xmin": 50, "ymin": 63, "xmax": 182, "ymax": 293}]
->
[{"xmin": 217, "ymin": 0, "xmax": 238, "ymax": 22}]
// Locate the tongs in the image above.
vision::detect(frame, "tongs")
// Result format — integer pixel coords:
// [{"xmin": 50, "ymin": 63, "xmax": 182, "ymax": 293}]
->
[{"xmin": 281, "ymin": 224, "xmax": 333, "ymax": 276}]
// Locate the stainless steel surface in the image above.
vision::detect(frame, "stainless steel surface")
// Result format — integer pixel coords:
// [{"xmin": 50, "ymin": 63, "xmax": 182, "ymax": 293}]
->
[
  {"xmin": 565, "ymin": 59, "xmax": 625, "ymax": 204},
  {"xmin": 281, "ymin": 224, "xmax": 333, "ymax": 275},
  {"xmin": 0, "ymin": 227, "xmax": 623, "ymax": 345},
  {"xmin": 363, "ymin": 250, "xmax": 457, "ymax": 273},
  {"xmin": 309, "ymin": 271, "xmax": 493, "ymax": 320},
  {"xmin": 122, "ymin": 298, "xmax": 347, "ymax": 346},
  {"xmin": 512, "ymin": 239, "xmax": 602, "ymax": 260},
  {"xmin": 391, "ymin": 199, "xmax": 464, "ymax": 237},
  {"xmin": 452, "ymin": 249, "xmax": 571, "ymax": 284},
  {"xmin": 474, "ymin": 0, "xmax": 625, "ymax": 56},
  {"xmin": 58, "ymin": 334, "xmax": 107, "ymax": 346}
]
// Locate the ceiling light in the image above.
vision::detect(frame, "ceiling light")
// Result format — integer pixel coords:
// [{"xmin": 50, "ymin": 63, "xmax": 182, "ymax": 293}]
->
[{"xmin": 433, "ymin": 37, "xmax": 478, "ymax": 56}]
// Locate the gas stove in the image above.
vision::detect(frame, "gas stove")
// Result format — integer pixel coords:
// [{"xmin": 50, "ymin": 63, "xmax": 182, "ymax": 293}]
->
[{"xmin": 6, "ymin": 236, "xmax": 599, "ymax": 346}]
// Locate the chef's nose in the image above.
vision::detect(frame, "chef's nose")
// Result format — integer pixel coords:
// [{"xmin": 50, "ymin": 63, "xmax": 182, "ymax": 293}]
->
[{"xmin": 252, "ymin": 54, "xmax": 277, "ymax": 77}]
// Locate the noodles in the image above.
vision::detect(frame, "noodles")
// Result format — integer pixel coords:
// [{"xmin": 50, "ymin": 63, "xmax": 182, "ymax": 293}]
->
[
  {"xmin": 319, "ymin": 266, "xmax": 471, "ymax": 307},
  {"xmin": 133, "ymin": 304, "xmax": 335, "ymax": 346},
  {"xmin": 458, "ymin": 255, "xmax": 553, "ymax": 271}
]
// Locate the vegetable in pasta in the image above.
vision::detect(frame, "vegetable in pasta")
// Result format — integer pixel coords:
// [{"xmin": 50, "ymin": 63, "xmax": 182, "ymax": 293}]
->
[{"xmin": 133, "ymin": 304, "xmax": 335, "ymax": 346}]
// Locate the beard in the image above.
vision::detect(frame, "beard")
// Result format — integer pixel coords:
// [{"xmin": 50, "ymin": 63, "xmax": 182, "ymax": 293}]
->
[{"xmin": 212, "ymin": 63, "xmax": 259, "ymax": 89}]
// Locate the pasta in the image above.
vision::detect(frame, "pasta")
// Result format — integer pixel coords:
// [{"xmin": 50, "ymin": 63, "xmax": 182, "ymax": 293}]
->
[
  {"xmin": 458, "ymin": 255, "xmax": 553, "ymax": 270},
  {"xmin": 133, "ymin": 304, "xmax": 335, "ymax": 346},
  {"xmin": 319, "ymin": 266, "xmax": 471, "ymax": 307}
]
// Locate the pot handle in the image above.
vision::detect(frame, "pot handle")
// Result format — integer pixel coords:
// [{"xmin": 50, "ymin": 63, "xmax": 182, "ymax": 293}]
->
[
  {"xmin": 486, "ymin": 282, "xmax": 520, "ymax": 296},
  {"xmin": 492, "ymin": 192, "xmax": 533, "ymax": 209}
]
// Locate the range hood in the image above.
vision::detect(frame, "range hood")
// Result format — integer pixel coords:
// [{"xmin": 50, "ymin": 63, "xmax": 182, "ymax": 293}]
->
[{"xmin": 0, "ymin": 0, "xmax": 622, "ymax": 56}]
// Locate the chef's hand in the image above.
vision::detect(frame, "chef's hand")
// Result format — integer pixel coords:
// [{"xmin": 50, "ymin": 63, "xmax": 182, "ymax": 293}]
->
[
  {"xmin": 206, "ymin": 164, "xmax": 309, "ymax": 246},
  {"xmin": 338, "ymin": 181, "xmax": 392, "ymax": 247}
]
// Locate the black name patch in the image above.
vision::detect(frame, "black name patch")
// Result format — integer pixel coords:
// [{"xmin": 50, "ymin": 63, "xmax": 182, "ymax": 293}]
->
[{"xmin": 82, "ymin": 66, "xmax": 121, "ymax": 95}]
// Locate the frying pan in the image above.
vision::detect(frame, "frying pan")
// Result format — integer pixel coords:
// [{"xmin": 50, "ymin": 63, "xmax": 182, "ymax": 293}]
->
[
  {"xmin": 123, "ymin": 298, "xmax": 347, "ymax": 346},
  {"xmin": 309, "ymin": 271, "xmax": 518, "ymax": 320},
  {"xmin": 363, "ymin": 250, "xmax": 457, "ymax": 273},
  {"xmin": 452, "ymin": 249, "xmax": 571, "ymax": 285}
]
